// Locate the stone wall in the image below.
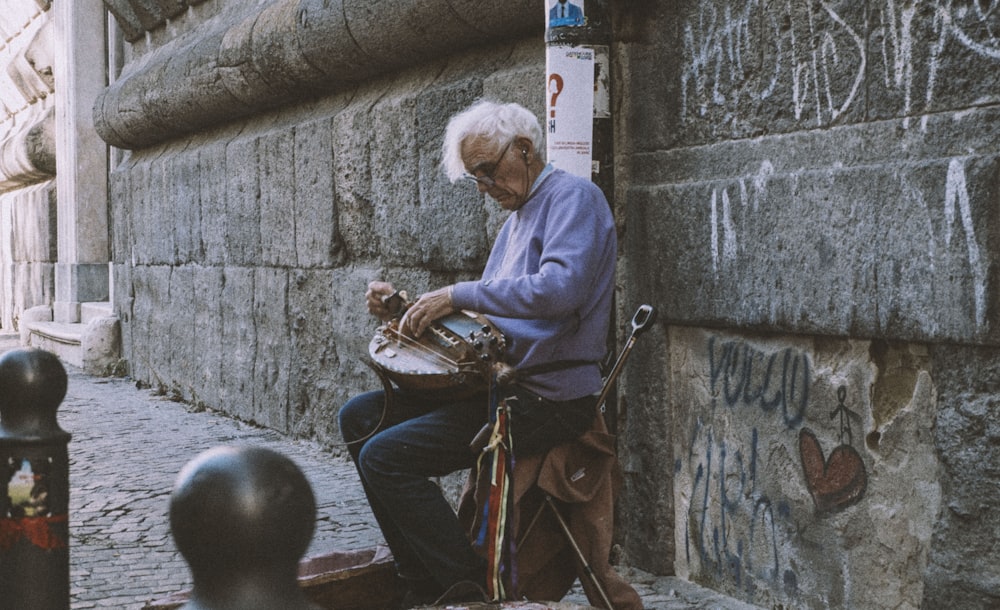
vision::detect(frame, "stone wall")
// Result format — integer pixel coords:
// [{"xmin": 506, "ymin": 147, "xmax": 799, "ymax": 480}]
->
[
  {"xmin": 104, "ymin": 0, "xmax": 545, "ymax": 446},
  {"xmin": 616, "ymin": 1, "xmax": 999, "ymax": 608},
  {"xmin": 0, "ymin": 3, "xmax": 57, "ymax": 331},
  {"xmin": 95, "ymin": 0, "xmax": 1000, "ymax": 608}
]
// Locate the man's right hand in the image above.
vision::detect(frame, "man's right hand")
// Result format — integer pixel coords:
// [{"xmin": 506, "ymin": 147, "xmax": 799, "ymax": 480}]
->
[{"xmin": 366, "ymin": 281, "xmax": 396, "ymax": 321}]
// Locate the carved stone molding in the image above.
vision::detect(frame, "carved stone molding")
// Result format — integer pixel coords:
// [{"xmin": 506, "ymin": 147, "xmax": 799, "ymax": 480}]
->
[
  {"xmin": 103, "ymin": 0, "xmax": 208, "ymax": 42},
  {"xmin": 95, "ymin": 0, "xmax": 541, "ymax": 150},
  {"xmin": 3, "ymin": 19, "xmax": 55, "ymax": 112},
  {"xmin": 0, "ymin": 107, "xmax": 56, "ymax": 191}
]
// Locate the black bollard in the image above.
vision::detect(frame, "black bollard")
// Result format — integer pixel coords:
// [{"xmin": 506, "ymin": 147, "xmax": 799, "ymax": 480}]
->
[
  {"xmin": 0, "ymin": 348, "xmax": 71, "ymax": 610},
  {"xmin": 169, "ymin": 445, "xmax": 320, "ymax": 610}
]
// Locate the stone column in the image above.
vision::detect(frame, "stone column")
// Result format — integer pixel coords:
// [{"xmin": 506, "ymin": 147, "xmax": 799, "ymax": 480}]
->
[{"xmin": 52, "ymin": 0, "xmax": 109, "ymax": 323}]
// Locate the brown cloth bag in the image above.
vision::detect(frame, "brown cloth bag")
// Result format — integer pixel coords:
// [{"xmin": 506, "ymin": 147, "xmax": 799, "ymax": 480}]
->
[{"xmin": 458, "ymin": 415, "xmax": 644, "ymax": 610}]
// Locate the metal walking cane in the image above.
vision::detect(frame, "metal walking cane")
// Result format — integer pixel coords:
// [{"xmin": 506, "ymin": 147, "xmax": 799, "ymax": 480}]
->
[
  {"xmin": 595, "ymin": 304, "xmax": 657, "ymax": 414},
  {"xmin": 518, "ymin": 304, "xmax": 657, "ymax": 610}
]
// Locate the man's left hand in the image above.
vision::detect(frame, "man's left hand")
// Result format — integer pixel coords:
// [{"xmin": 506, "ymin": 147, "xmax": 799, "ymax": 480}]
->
[{"xmin": 400, "ymin": 286, "xmax": 454, "ymax": 338}]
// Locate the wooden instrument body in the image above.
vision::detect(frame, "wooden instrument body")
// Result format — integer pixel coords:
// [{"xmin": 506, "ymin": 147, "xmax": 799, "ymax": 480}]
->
[{"xmin": 368, "ymin": 310, "xmax": 506, "ymax": 391}]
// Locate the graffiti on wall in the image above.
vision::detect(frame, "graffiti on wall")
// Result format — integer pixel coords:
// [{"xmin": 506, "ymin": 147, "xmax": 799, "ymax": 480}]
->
[
  {"xmin": 799, "ymin": 386, "xmax": 867, "ymax": 514},
  {"xmin": 680, "ymin": 0, "xmax": 1000, "ymax": 129},
  {"xmin": 704, "ymin": 157, "xmax": 988, "ymax": 328},
  {"xmin": 708, "ymin": 335, "xmax": 809, "ymax": 428},
  {"xmin": 684, "ymin": 337, "xmax": 869, "ymax": 596}
]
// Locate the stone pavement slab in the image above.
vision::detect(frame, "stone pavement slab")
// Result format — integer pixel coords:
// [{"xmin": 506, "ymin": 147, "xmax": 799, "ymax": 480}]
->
[{"xmin": 1, "ymin": 340, "xmax": 759, "ymax": 610}]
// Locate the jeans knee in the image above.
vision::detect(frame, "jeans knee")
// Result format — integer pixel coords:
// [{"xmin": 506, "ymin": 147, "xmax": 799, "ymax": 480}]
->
[{"xmin": 339, "ymin": 391, "xmax": 384, "ymax": 443}]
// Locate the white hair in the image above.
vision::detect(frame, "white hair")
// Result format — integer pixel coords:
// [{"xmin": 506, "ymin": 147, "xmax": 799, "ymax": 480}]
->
[{"xmin": 440, "ymin": 100, "xmax": 544, "ymax": 182}]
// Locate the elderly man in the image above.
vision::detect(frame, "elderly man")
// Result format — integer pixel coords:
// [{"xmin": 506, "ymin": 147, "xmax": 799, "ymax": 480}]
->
[{"xmin": 339, "ymin": 100, "xmax": 616, "ymax": 608}]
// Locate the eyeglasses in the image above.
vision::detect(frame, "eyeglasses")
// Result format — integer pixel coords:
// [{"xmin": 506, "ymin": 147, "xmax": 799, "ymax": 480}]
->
[{"xmin": 462, "ymin": 141, "xmax": 512, "ymax": 188}]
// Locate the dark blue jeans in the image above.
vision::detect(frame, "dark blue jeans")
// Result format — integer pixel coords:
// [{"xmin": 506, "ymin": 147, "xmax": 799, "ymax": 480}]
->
[
  {"xmin": 338, "ymin": 387, "xmax": 490, "ymax": 591},
  {"xmin": 339, "ymin": 385, "xmax": 597, "ymax": 592}
]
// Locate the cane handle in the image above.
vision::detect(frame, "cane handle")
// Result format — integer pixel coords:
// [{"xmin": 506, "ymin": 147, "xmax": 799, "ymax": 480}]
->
[{"xmin": 630, "ymin": 304, "xmax": 656, "ymax": 338}]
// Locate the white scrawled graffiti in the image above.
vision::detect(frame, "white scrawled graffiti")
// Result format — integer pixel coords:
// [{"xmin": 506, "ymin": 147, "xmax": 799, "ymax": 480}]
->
[
  {"xmin": 944, "ymin": 159, "xmax": 987, "ymax": 327},
  {"xmin": 682, "ymin": 0, "xmax": 1000, "ymax": 129},
  {"xmin": 709, "ymin": 160, "xmax": 988, "ymax": 328}
]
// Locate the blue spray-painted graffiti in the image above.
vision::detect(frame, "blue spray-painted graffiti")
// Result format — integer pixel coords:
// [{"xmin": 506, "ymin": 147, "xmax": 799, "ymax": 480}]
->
[
  {"xmin": 683, "ymin": 337, "xmax": 811, "ymax": 598},
  {"xmin": 708, "ymin": 336, "xmax": 810, "ymax": 428},
  {"xmin": 685, "ymin": 423, "xmax": 799, "ymax": 598}
]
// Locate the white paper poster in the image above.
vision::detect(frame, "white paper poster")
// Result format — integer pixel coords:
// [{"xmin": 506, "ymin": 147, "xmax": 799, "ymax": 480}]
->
[{"xmin": 545, "ymin": 46, "xmax": 594, "ymax": 179}]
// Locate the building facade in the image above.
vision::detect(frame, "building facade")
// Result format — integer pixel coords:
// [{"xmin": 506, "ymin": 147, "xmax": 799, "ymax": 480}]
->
[{"xmin": 3, "ymin": 1, "xmax": 998, "ymax": 608}]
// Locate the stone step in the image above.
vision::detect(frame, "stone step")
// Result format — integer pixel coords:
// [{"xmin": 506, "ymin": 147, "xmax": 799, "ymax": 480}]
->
[
  {"xmin": 24, "ymin": 320, "xmax": 85, "ymax": 368},
  {"xmin": 21, "ymin": 302, "xmax": 120, "ymax": 372}
]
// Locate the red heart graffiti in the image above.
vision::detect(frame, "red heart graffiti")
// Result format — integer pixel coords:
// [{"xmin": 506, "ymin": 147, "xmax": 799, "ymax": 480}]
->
[{"xmin": 799, "ymin": 428, "xmax": 867, "ymax": 513}]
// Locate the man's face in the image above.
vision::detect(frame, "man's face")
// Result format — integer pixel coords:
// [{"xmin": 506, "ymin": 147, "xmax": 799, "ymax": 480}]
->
[{"xmin": 461, "ymin": 137, "xmax": 531, "ymax": 211}]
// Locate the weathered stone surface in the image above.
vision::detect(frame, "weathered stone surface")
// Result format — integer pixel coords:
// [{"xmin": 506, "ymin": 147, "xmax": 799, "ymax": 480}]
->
[
  {"xmin": 259, "ymin": 129, "xmax": 298, "ymax": 267},
  {"xmin": 94, "ymin": 0, "xmax": 544, "ymax": 149},
  {"xmin": 198, "ymin": 141, "xmax": 229, "ymax": 265},
  {"xmin": 166, "ymin": 264, "xmax": 194, "ymax": 396},
  {"xmin": 218, "ymin": 266, "xmax": 256, "ymax": 421},
  {"xmin": 224, "ymin": 136, "xmax": 262, "ymax": 266},
  {"xmin": 81, "ymin": 315, "xmax": 121, "ymax": 375},
  {"xmin": 666, "ymin": 327, "xmax": 939, "ymax": 609},
  {"xmin": 253, "ymin": 266, "xmax": 291, "ymax": 431},
  {"xmin": 924, "ymin": 344, "xmax": 1000, "ymax": 608},
  {"xmin": 191, "ymin": 265, "xmax": 223, "ymax": 409},
  {"xmin": 293, "ymin": 116, "xmax": 343, "ymax": 268}
]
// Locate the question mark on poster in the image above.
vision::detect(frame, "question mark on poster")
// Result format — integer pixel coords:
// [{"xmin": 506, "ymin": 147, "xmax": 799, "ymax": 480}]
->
[{"xmin": 548, "ymin": 73, "xmax": 564, "ymax": 132}]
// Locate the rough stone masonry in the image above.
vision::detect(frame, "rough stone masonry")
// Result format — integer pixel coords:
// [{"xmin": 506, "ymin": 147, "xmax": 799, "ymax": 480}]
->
[{"xmin": 81, "ymin": 1, "xmax": 1000, "ymax": 609}]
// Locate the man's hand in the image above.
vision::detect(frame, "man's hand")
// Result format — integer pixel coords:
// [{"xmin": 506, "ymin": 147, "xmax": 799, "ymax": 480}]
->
[
  {"xmin": 400, "ymin": 286, "xmax": 454, "ymax": 338},
  {"xmin": 366, "ymin": 281, "xmax": 397, "ymax": 321}
]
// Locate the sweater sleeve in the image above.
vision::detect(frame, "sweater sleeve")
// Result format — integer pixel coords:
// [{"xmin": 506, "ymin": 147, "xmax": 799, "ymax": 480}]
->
[{"xmin": 451, "ymin": 180, "xmax": 613, "ymax": 320}]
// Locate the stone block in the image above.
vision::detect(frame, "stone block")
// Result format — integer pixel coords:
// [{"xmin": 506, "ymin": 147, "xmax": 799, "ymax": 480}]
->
[
  {"xmin": 129, "ymin": 154, "xmax": 154, "ymax": 266},
  {"xmin": 224, "ymin": 137, "xmax": 262, "ymax": 266},
  {"xmin": 168, "ymin": 147, "xmax": 201, "ymax": 264},
  {"xmin": 147, "ymin": 148, "xmax": 176, "ymax": 265},
  {"xmin": 198, "ymin": 141, "xmax": 228, "ymax": 265},
  {"xmin": 81, "ymin": 316, "xmax": 121, "ymax": 376},
  {"xmin": 109, "ymin": 165, "xmax": 132, "ymax": 263},
  {"xmin": 166, "ymin": 265, "xmax": 194, "ymax": 397},
  {"xmin": 296, "ymin": 0, "xmax": 371, "ymax": 81},
  {"xmin": 252, "ymin": 266, "xmax": 290, "ymax": 432},
  {"xmin": 12, "ymin": 261, "xmax": 54, "ymax": 317},
  {"xmin": 924, "ymin": 344, "xmax": 1000, "ymax": 607},
  {"xmin": 342, "ymin": 0, "xmax": 485, "ymax": 69},
  {"xmin": 627, "ymin": 115, "xmax": 1000, "ymax": 345},
  {"xmin": 259, "ymin": 129, "xmax": 297, "ymax": 267},
  {"xmin": 369, "ymin": 94, "xmax": 422, "ymax": 267},
  {"xmin": 219, "ymin": 266, "xmax": 256, "ymax": 421},
  {"xmin": 331, "ymin": 90, "xmax": 381, "ymax": 262},
  {"xmin": 293, "ymin": 116, "xmax": 342, "ymax": 267},
  {"xmin": 191, "ymin": 265, "xmax": 223, "ymax": 410},
  {"xmin": 128, "ymin": 265, "xmax": 164, "ymax": 387},
  {"xmin": 111, "ymin": 262, "xmax": 134, "ymax": 375}
]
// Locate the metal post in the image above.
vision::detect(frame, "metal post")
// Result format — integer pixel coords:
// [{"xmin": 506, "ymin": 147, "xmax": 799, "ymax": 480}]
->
[
  {"xmin": 169, "ymin": 446, "xmax": 318, "ymax": 610},
  {"xmin": 0, "ymin": 348, "xmax": 71, "ymax": 610},
  {"xmin": 545, "ymin": 0, "xmax": 617, "ymax": 430}
]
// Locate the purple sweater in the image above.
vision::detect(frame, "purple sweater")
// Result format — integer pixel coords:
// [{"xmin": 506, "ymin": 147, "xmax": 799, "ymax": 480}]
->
[{"xmin": 451, "ymin": 169, "xmax": 615, "ymax": 400}]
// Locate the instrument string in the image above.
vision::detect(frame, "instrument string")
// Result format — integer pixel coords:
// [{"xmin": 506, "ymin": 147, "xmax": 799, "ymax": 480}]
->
[{"xmin": 384, "ymin": 327, "xmax": 470, "ymax": 371}]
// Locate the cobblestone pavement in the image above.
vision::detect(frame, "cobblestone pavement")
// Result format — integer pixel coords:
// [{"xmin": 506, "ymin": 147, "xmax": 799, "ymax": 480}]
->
[{"xmin": 1, "ymin": 337, "xmax": 759, "ymax": 610}]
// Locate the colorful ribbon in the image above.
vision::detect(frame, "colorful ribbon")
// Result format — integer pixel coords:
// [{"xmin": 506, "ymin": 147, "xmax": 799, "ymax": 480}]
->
[{"xmin": 475, "ymin": 385, "xmax": 517, "ymax": 601}]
